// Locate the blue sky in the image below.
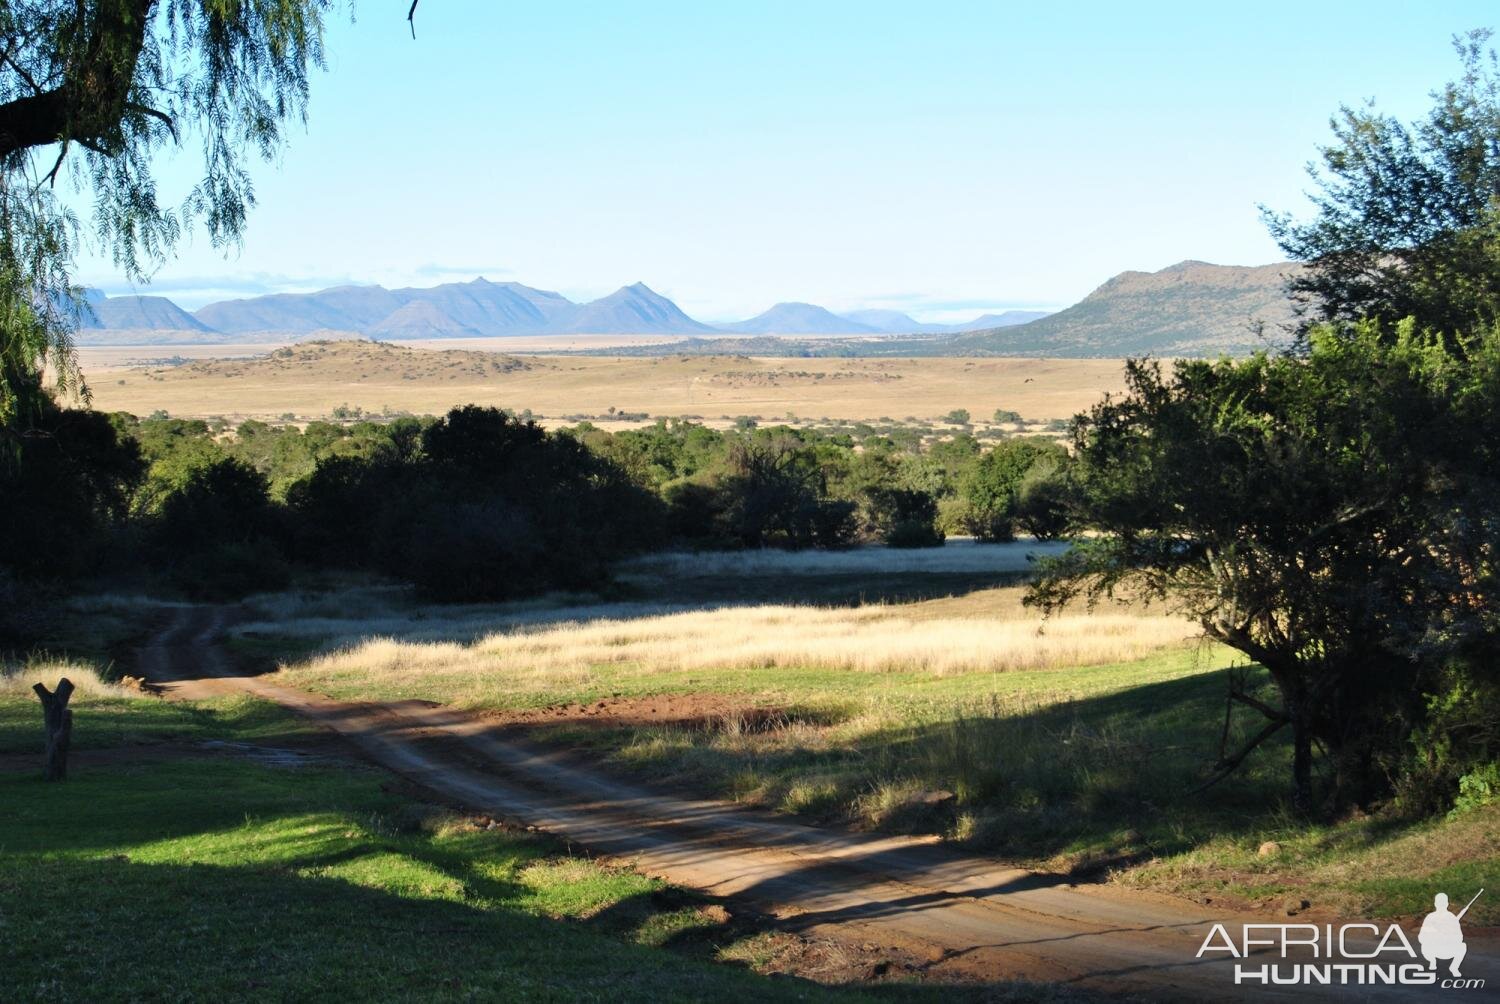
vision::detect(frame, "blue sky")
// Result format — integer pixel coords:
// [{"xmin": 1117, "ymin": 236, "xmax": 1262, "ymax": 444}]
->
[{"xmin": 73, "ymin": 2, "xmax": 1498, "ymax": 322}]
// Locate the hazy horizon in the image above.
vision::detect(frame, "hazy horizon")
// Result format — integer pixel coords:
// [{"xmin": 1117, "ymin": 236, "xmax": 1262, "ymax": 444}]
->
[{"xmin": 68, "ymin": 2, "xmax": 1497, "ymax": 323}]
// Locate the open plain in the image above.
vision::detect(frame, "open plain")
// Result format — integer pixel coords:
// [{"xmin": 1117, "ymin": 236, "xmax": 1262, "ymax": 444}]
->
[{"xmin": 78, "ymin": 339, "xmax": 1129, "ymax": 425}]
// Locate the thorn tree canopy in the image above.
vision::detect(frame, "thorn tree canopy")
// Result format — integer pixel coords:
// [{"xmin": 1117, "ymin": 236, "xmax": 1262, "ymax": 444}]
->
[
  {"xmin": 0, "ymin": 0, "xmax": 333, "ymax": 437},
  {"xmin": 1264, "ymin": 29, "xmax": 1500, "ymax": 346}
]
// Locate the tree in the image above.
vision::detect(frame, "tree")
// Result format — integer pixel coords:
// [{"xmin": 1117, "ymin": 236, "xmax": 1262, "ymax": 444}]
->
[
  {"xmin": 1030, "ymin": 323, "xmax": 1500, "ymax": 812},
  {"xmin": 286, "ymin": 406, "xmax": 668, "ymax": 601},
  {"xmin": 1264, "ymin": 30, "xmax": 1500, "ymax": 344},
  {"xmin": 0, "ymin": 398, "xmax": 143, "ymax": 578},
  {"xmin": 1, "ymin": 1, "xmax": 333, "ymax": 437},
  {"xmin": 868, "ymin": 487, "xmax": 943, "ymax": 548},
  {"xmin": 961, "ymin": 437, "xmax": 1068, "ymax": 541}
]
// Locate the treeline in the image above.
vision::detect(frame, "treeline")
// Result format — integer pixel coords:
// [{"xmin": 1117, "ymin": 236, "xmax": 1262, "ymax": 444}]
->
[{"xmin": 0, "ymin": 404, "xmax": 1070, "ymax": 605}]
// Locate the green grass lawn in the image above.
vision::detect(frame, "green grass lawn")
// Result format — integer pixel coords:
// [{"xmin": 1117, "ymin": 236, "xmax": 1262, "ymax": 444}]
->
[{"xmin": 4, "ymin": 689, "xmax": 1087, "ymax": 1002}]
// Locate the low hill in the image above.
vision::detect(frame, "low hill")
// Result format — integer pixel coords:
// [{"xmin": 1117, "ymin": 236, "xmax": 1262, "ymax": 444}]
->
[
  {"xmin": 137, "ymin": 339, "xmax": 537, "ymax": 387},
  {"xmin": 948, "ymin": 261, "xmax": 1302, "ymax": 356}
]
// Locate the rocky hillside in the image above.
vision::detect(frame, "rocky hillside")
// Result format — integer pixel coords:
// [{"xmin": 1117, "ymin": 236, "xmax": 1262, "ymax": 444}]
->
[{"xmin": 947, "ymin": 261, "xmax": 1302, "ymax": 356}]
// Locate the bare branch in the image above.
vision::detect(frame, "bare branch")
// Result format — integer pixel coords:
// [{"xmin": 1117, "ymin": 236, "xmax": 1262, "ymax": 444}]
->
[{"xmin": 1191, "ymin": 718, "xmax": 1289, "ymax": 794}]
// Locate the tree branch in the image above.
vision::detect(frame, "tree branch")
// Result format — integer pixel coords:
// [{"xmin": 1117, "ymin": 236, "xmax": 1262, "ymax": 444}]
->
[
  {"xmin": 0, "ymin": 0, "xmax": 159, "ymax": 161},
  {"xmin": 124, "ymin": 101, "xmax": 176, "ymax": 140},
  {"xmin": 1229, "ymin": 687, "xmax": 1287, "ymax": 723},
  {"xmin": 1191, "ymin": 717, "xmax": 1289, "ymax": 794}
]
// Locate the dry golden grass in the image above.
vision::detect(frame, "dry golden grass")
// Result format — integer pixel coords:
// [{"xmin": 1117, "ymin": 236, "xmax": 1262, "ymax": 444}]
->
[
  {"xmin": 0, "ymin": 658, "xmax": 125, "ymax": 697},
  {"xmin": 277, "ymin": 587, "xmax": 1199, "ymax": 705},
  {"xmin": 80, "ymin": 338, "xmax": 1127, "ymax": 424}
]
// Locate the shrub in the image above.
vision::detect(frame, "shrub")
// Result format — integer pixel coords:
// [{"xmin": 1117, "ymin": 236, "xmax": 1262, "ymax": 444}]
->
[
  {"xmin": 962, "ymin": 437, "xmax": 1069, "ymax": 542},
  {"xmin": 809, "ymin": 499, "xmax": 859, "ymax": 549},
  {"xmin": 1449, "ymin": 764, "xmax": 1500, "ymax": 820},
  {"xmin": 886, "ymin": 519, "xmax": 945, "ymax": 548},
  {"xmin": 170, "ymin": 542, "xmax": 291, "ymax": 600},
  {"xmin": 157, "ymin": 457, "xmax": 274, "ymax": 546},
  {"xmin": 867, "ymin": 488, "xmax": 944, "ymax": 548}
]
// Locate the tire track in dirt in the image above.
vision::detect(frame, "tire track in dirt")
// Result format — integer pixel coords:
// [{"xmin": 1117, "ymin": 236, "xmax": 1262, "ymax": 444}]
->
[{"xmin": 136, "ymin": 605, "xmax": 1496, "ymax": 1000}]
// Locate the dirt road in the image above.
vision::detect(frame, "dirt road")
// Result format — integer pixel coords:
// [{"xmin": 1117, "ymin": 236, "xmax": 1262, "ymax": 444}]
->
[{"xmin": 137, "ymin": 605, "xmax": 1496, "ymax": 1000}]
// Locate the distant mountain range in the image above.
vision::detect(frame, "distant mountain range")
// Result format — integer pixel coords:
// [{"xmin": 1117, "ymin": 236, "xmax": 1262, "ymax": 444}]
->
[
  {"xmin": 73, "ymin": 278, "xmax": 1047, "ymax": 344},
  {"xmin": 588, "ymin": 261, "xmax": 1302, "ymax": 359},
  {"xmin": 74, "ymin": 259, "xmax": 1301, "ymax": 357}
]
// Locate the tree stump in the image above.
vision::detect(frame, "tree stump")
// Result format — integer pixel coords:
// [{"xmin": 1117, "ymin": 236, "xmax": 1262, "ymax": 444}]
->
[{"xmin": 33, "ymin": 678, "xmax": 75, "ymax": 781}]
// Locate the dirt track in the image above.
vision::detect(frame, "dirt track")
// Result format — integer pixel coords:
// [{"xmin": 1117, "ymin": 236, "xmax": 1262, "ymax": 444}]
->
[{"xmin": 137, "ymin": 605, "xmax": 1496, "ymax": 1000}]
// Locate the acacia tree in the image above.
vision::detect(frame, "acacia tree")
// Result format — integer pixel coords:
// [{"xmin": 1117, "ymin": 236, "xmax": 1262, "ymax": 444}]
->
[
  {"xmin": 1031, "ymin": 323, "xmax": 1500, "ymax": 812},
  {"xmin": 1264, "ymin": 30, "xmax": 1500, "ymax": 343},
  {"xmin": 0, "ymin": 0, "xmax": 333, "ymax": 437}
]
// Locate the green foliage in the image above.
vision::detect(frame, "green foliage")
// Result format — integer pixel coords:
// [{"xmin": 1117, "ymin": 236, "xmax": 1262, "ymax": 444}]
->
[
  {"xmin": 1033, "ymin": 322, "xmax": 1500, "ymax": 810},
  {"xmin": 868, "ymin": 488, "xmax": 944, "ymax": 548},
  {"xmin": 1265, "ymin": 31, "xmax": 1500, "ymax": 342},
  {"xmin": 992, "ymin": 408, "xmax": 1022, "ymax": 424},
  {"xmin": 1, "ymin": 1, "xmax": 334, "ymax": 426},
  {"xmin": 3, "ymin": 402, "xmax": 1069, "ymax": 606},
  {"xmin": 0, "ymin": 400, "xmax": 144, "ymax": 580},
  {"xmin": 962, "ymin": 437, "xmax": 1070, "ymax": 542},
  {"xmin": 1450, "ymin": 764, "xmax": 1500, "ymax": 819},
  {"xmin": 942, "ymin": 408, "xmax": 971, "ymax": 425},
  {"xmin": 289, "ymin": 406, "xmax": 666, "ymax": 601}
]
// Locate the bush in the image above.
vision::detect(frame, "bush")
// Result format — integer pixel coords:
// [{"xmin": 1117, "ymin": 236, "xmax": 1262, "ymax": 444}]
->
[
  {"xmin": 401, "ymin": 501, "xmax": 563, "ymax": 602},
  {"xmin": 288, "ymin": 406, "xmax": 667, "ymax": 600},
  {"xmin": 886, "ymin": 520, "xmax": 945, "ymax": 548},
  {"xmin": 1012, "ymin": 457, "xmax": 1071, "ymax": 540},
  {"xmin": 1396, "ymin": 670, "xmax": 1500, "ymax": 817},
  {"xmin": 962, "ymin": 437, "xmax": 1069, "ymax": 542},
  {"xmin": 156, "ymin": 457, "xmax": 276, "ymax": 551},
  {"xmin": 867, "ymin": 488, "xmax": 943, "ymax": 547},
  {"xmin": 809, "ymin": 499, "xmax": 859, "ymax": 549},
  {"xmin": 0, "ymin": 405, "xmax": 144, "ymax": 580},
  {"xmin": 170, "ymin": 542, "xmax": 290, "ymax": 601},
  {"xmin": 1449, "ymin": 764, "xmax": 1500, "ymax": 820},
  {"xmin": 663, "ymin": 479, "xmax": 730, "ymax": 545}
]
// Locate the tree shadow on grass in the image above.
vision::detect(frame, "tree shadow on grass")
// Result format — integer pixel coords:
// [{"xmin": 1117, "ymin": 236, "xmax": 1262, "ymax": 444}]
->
[
  {"xmin": 0, "ymin": 757, "xmax": 1063, "ymax": 1003},
  {"xmin": 596, "ymin": 664, "xmax": 1303, "ymax": 867}
]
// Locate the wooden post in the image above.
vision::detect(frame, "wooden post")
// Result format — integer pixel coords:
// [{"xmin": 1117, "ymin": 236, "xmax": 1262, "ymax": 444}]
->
[{"xmin": 32, "ymin": 678, "xmax": 75, "ymax": 781}]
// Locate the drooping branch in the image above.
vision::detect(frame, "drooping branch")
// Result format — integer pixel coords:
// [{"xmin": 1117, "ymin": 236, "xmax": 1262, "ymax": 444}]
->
[{"xmin": 0, "ymin": 0, "xmax": 160, "ymax": 161}]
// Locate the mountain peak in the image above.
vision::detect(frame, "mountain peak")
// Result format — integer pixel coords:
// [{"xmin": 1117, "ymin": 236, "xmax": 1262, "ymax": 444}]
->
[
  {"xmin": 722, "ymin": 301, "xmax": 879, "ymax": 335},
  {"xmin": 1159, "ymin": 259, "xmax": 1214, "ymax": 273}
]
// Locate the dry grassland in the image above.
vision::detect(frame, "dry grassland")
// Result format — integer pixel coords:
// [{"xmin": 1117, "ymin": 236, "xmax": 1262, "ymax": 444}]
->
[
  {"xmin": 270, "ymin": 583, "xmax": 1199, "ymax": 709},
  {"xmin": 79, "ymin": 339, "xmax": 1128, "ymax": 423}
]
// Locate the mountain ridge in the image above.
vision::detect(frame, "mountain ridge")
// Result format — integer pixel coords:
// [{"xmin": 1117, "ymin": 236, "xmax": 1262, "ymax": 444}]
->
[{"xmin": 75, "ymin": 260, "xmax": 1298, "ymax": 356}]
